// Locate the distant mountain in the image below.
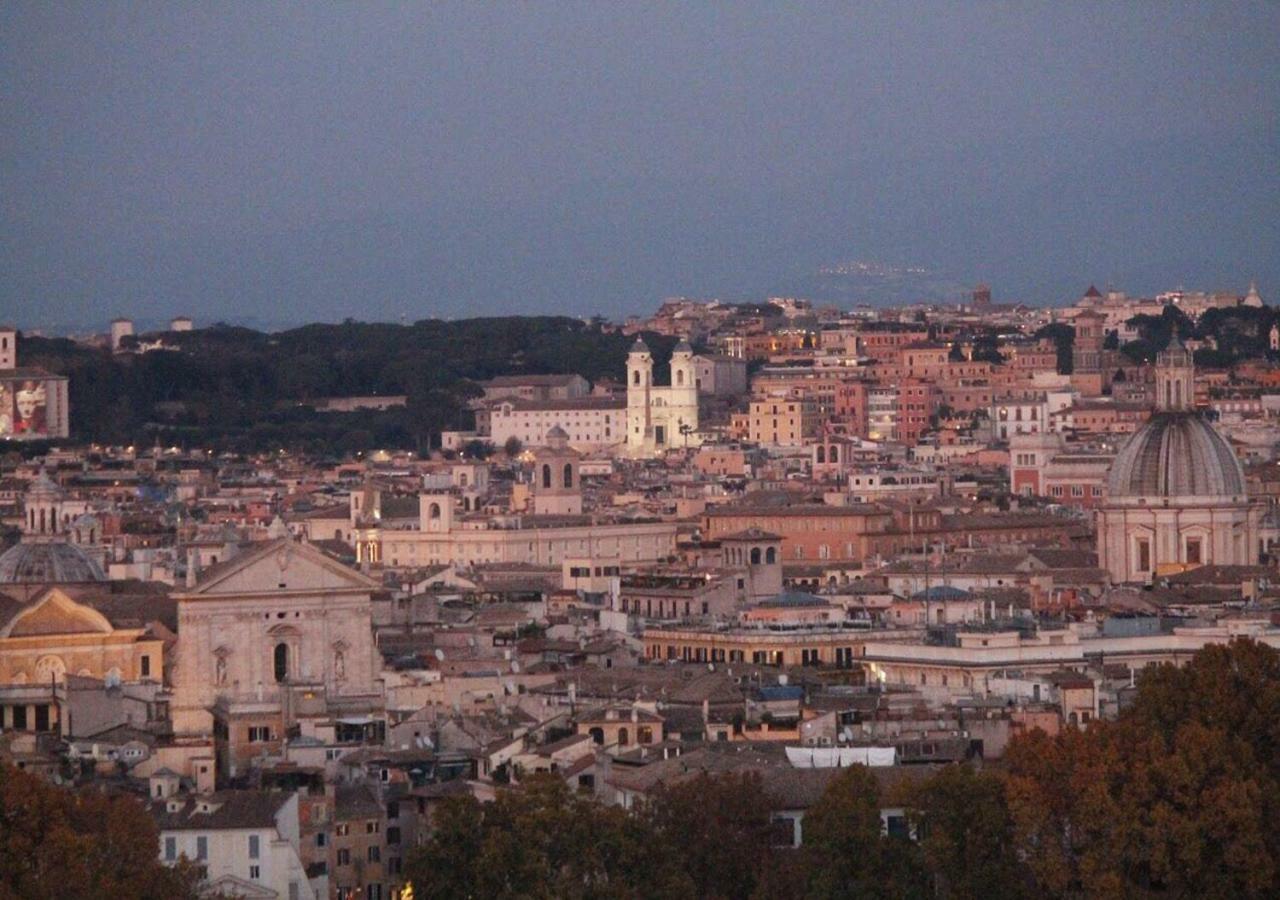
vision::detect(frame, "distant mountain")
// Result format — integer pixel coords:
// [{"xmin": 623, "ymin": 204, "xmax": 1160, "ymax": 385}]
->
[{"xmin": 768, "ymin": 260, "xmax": 973, "ymax": 308}]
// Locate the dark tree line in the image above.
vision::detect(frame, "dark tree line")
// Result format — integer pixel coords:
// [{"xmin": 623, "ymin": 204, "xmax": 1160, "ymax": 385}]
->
[
  {"xmin": 19, "ymin": 318, "xmax": 680, "ymax": 454},
  {"xmin": 408, "ymin": 639, "xmax": 1280, "ymax": 899}
]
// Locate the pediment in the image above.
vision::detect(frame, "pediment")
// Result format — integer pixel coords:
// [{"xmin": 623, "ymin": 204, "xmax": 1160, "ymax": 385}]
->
[
  {"xmin": 2, "ymin": 587, "xmax": 113, "ymax": 638},
  {"xmin": 184, "ymin": 538, "xmax": 378, "ymax": 597},
  {"xmin": 204, "ymin": 875, "xmax": 276, "ymax": 899}
]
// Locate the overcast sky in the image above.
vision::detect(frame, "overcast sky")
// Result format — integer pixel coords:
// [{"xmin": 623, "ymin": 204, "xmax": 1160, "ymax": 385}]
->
[{"xmin": 2, "ymin": 3, "xmax": 1277, "ymax": 329}]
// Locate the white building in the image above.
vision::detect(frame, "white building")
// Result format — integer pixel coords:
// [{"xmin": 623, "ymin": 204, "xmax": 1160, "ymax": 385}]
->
[
  {"xmin": 625, "ymin": 338, "xmax": 701, "ymax": 456},
  {"xmin": 480, "ymin": 396, "xmax": 624, "ymax": 450},
  {"xmin": 153, "ymin": 790, "xmax": 317, "ymax": 900}
]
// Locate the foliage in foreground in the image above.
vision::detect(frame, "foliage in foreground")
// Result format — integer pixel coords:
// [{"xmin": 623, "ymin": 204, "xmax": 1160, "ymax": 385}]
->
[
  {"xmin": 0, "ymin": 763, "xmax": 201, "ymax": 900},
  {"xmin": 407, "ymin": 639, "xmax": 1280, "ymax": 899}
]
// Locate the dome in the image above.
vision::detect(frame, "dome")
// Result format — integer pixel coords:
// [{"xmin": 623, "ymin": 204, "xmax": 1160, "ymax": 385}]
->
[
  {"xmin": 673, "ymin": 339, "xmax": 693, "ymax": 354},
  {"xmin": 1106, "ymin": 412, "xmax": 1246, "ymax": 499},
  {"xmin": 0, "ymin": 541, "xmax": 107, "ymax": 584}
]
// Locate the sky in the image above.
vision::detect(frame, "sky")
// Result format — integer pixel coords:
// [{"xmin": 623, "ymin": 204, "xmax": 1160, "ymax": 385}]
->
[{"xmin": 2, "ymin": 3, "xmax": 1277, "ymax": 330}]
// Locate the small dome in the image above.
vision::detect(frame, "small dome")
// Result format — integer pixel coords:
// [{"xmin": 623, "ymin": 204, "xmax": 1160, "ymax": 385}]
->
[
  {"xmin": 629, "ymin": 337, "xmax": 650, "ymax": 354},
  {"xmin": 1106, "ymin": 412, "xmax": 1245, "ymax": 499},
  {"xmin": 673, "ymin": 339, "xmax": 693, "ymax": 354},
  {"xmin": 0, "ymin": 541, "xmax": 107, "ymax": 584}
]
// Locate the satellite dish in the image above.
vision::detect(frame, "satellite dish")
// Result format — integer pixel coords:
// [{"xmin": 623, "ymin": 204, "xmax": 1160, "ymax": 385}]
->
[
  {"xmin": 434, "ymin": 648, "xmax": 446, "ymax": 662},
  {"xmin": 777, "ymin": 674, "xmax": 788, "ymax": 686},
  {"xmin": 511, "ymin": 661, "xmax": 520, "ymax": 673}
]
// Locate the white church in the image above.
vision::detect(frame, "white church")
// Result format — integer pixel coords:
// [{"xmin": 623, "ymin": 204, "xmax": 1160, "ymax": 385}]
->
[{"xmin": 624, "ymin": 337, "xmax": 702, "ymax": 457}]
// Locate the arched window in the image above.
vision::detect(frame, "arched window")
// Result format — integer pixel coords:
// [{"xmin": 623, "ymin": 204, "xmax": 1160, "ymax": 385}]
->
[
  {"xmin": 829, "ymin": 445, "xmax": 839, "ymax": 463},
  {"xmin": 676, "ymin": 369, "xmax": 684, "ymax": 386},
  {"xmin": 633, "ymin": 370, "xmax": 640, "ymax": 385},
  {"xmin": 589, "ymin": 727, "xmax": 604, "ymax": 745},
  {"xmin": 766, "ymin": 547, "xmax": 777, "ymax": 564},
  {"xmin": 816, "ymin": 446, "xmax": 826, "ymax": 463},
  {"xmin": 750, "ymin": 547, "xmax": 762, "ymax": 565},
  {"xmin": 617, "ymin": 727, "xmax": 629, "ymax": 746},
  {"xmin": 429, "ymin": 503, "xmax": 441, "ymax": 519},
  {"xmin": 563, "ymin": 463, "xmax": 573, "ymax": 489},
  {"xmin": 542, "ymin": 464, "xmax": 552, "ymax": 489},
  {"xmin": 273, "ymin": 643, "xmax": 289, "ymax": 683}
]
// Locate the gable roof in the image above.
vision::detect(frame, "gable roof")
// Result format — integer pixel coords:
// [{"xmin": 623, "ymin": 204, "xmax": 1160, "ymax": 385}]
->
[{"xmin": 179, "ymin": 537, "xmax": 378, "ymax": 598}]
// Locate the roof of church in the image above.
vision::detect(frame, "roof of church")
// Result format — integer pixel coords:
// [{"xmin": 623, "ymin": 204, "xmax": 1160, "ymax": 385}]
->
[
  {"xmin": 1106, "ymin": 412, "xmax": 1246, "ymax": 499},
  {"xmin": 0, "ymin": 541, "xmax": 106, "ymax": 584}
]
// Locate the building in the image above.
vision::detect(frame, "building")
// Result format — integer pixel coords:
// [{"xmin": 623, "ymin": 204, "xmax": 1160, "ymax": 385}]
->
[
  {"xmin": 376, "ymin": 497, "xmax": 679, "ymax": 570},
  {"xmin": 747, "ymin": 391, "xmax": 820, "ymax": 447},
  {"xmin": 479, "ymin": 396, "xmax": 624, "ymax": 450},
  {"xmin": 479, "ymin": 374, "xmax": 591, "ymax": 403},
  {"xmin": 0, "ymin": 326, "xmax": 71, "ymax": 440},
  {"xmin": 625, "ymin": 338, "xmax": 701, "ymax": 456},
  {"xmin": 170, "ymin": 538, "xmax": 384, "ymax": 779},
  {"xmin": 1096, "ymin": 337, "xmax": 1262, "ymax": 583},
  {"xmin": 110, "ymin": 318, "xmax": 135, "ymax": 351},
  {"xmin": 152, "ymin": 790, "xmax": 317, "ymax": 900},
  {"xmin": 528, "ymin": 427, "xmax": 582, "ymax": 516}
]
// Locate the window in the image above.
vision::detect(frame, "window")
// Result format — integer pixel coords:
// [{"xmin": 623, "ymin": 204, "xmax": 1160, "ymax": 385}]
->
[
  {"xmin": 563, "ymin": 463, "xmax": 573, "ymax": 489},
  {"xmin": 316, "ymin": 832, "xmax": 328, "ymax": 847},
  {"xmin": 248, "ymin": 726, "xmax": 271, "ymax": 743},
  {"xmin": 336, "ymin": 823, "xmax": 350, "ymax": 837},
  {"xmin": 249, "ymin": 834, "xmax": 260, "ymax": 859},
  {"xmin": 387, "ymin": 826, "xmax": 401, "ymax": 845},
  {"xmin": 164, "ymin": 837, "xmax": 176, "ymax": 861},
  {"xmin": 196, "ymin": 836, "xmax": 208, "ymax": 861},
  {"xmin": 368, "ymin": 846, "xmax": 381, "ymax": 863},
  {"xmin": 367, "ymin": 820, "xmax": 380, "ymax": 834},
  {"xmin": 1186, "ymin": 538, "xmax": 1202, "ymax": 565},
  {"xmin": 249, "ymin": 865, "xmax": 261, "ymax": 880},
  {"xmin": 141, "ymin": 656, "xmax": 151, "ymax": 677},
  {"xmin": 1137, "ymin": 539, "xmax": 1151, "ymax": 573},
  {"xmin": 541, "ymin": 464, "xmax": 552, "ymax": 489},
  {"xmin": 387, "ymin": 801, "xmax": 399, "ymax": 820},
  {"xmin": 273, "ymin": 643, "xmax": 289, "ymax": 683},
  {"xmin": 337, "ymin": 848, "xmax": 351, "ymax": 866}
]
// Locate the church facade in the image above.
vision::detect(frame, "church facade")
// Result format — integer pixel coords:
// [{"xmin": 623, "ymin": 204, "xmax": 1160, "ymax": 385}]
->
[
  {"xmin": 624, "ymin": 338, "xmax": 701, "ymax": 457},
  {"xmin": 170, "ymin": 538, "xmax": 383, "ymax": 777}
]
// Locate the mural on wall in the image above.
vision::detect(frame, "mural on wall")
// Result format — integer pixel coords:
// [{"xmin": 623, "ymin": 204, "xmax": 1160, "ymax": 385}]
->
[{"xmin": 12, "ymin": 380, "xmax": 47, "ymax": 436}]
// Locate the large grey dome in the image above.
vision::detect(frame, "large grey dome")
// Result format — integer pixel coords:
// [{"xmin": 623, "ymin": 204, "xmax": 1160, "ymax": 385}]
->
[
  {"xmin": 1106, "ymin": 412, "xmax": 1246, "ymax": 499},
  {"xmin": 0, "ymin": 541, "xmax": 107, "ymax": 584}
]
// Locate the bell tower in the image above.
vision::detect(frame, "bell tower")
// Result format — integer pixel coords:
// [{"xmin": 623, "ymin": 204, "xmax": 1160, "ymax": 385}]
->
[{"xmin": 626, "ymin": 338, "xmax": 653, "ymax": 454}]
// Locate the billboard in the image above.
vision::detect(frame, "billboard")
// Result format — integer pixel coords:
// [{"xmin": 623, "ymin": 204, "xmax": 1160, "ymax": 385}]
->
[{"xmin": 14, "ymin": 380, "xmax": 47, "ymax": 436}]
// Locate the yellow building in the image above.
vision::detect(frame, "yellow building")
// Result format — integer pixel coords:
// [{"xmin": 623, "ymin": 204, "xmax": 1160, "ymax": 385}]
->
[{"xmin": 0, "ymin": 586, "xmax": 165, "ymax": 731}]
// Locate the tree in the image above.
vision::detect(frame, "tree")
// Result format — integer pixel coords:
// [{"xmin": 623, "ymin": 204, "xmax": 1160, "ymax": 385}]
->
[
  {"xmin": 1003, "ymin": 640, "xmax": 1280, "ymax": 897},
  {"xmin": 800, "ymin": 765, "xmax": 927, "ymax": 899},
  {"xmin": 0, "ymin": 764, "xmax": 201, "ymax": 900},
  {"xmin": 406, "ymin": 775, "xmax": 689, "ymax": 899},
  {"xmin": 900, "ymin": 765, "xmax": 1030, "ymax": 899},
  {"xmin": 644, "ymin": 771, "xmax": 776, "ymax": 900},
  {"xmin": 503, "ymin": 435, "xmax": 523, "ymax": 457}
]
